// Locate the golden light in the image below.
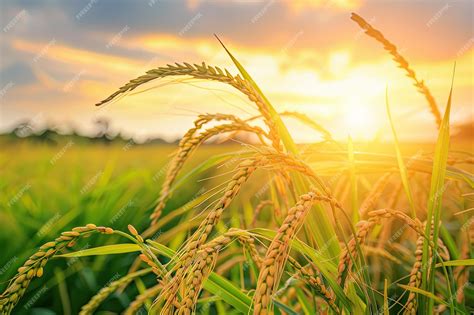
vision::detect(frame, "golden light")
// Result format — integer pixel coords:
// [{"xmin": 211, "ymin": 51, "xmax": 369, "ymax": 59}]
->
[
  {"xmin": 329, "ymin": 51, "xmax": 351, "ymax": 75},
  {"xmin": 342, "ymin": 101, "xmax": 378, "ymax": 140}
]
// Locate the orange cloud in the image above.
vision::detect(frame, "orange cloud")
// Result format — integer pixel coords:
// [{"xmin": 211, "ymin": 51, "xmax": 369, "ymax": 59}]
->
[{"xmin": 12, "ymin": 39, "xmax": 143, "ymax": 74}]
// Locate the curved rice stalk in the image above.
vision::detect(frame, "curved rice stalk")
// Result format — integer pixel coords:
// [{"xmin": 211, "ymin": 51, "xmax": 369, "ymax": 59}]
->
[
  {"xmin": 0, "ymin": 224, "xmax": 114, "ymax": 314},
  {"xmin": 287, "ymin": 256, "xmax": 338, "ymax": 313},
  {"xmin": 96, "ymin": 62, "xmax": 281, "ymax": 150},
  {"xmin": 158, "ymin": 152, "xmax": 327, "ymax": 313},
  {"xmin": 176, "ymin": 230, "xmax": 240, "ymax": 314},
  {"xmin": 403, "ymin": 234, "xmax": 424, "ymax": 315},
  {"xmin": 351, "ymin": 13, "xmax": 441, "ymax": 128},
  {"xmin": 151, "ymin": 119, "xmax": 268, "ymax": 224},
  {"xmin": 79, "ymin": 268, "xmax": 152, "ymax": 315},
  {"xmin": 338, "ymin": 209, "xmax": 425, "ymax": 287},
  {"xmin": 251, "ymin": 200, "xmax": 275, "ymax": 227},
  {"xmin": 158, "ymin": 156, "xmax": 267, "ymax": 313},
  {"xmin": 253, "ymin": 190, "xmax": 324, "ymax": 314}
]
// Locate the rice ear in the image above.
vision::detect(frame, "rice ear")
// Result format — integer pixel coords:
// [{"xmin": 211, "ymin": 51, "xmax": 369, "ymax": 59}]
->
[{"xmin": 351, "ymin": 13, "xmax": 441, "ymax": 128}]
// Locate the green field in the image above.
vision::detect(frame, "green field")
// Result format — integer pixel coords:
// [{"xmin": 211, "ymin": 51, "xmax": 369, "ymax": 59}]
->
[
  {"xmin": 1, "ymin": 136, "xmax": 472, "ymax": 314},
  {"xmin": 0, "ymin": 138, "xmax": 226, "ymax": 314}
]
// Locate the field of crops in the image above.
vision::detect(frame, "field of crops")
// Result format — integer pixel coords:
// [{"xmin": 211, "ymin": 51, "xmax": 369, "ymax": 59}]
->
[
  {"xmin": 1, "ymin": 131, "xmax": 472, "ymax": 315},
  {"xmin": 1, "ymin": 11, "xmax": 473, "ymax": 315}
]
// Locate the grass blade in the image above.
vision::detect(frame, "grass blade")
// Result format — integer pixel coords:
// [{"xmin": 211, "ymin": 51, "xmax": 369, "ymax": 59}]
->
[
  {"xmin": 385, "ymin": 87, "xmax": 417, "ymax": 218},
  {"xmin": 55, "ymin": 244, "xmax": 141, "ymax": 257},
  {"xmin": 398, "ymin": 284, "xmax": 448, "ymax": 306},
  {"xmin": 421, "ymin": 64, "xmax": 455, "ymax": 313},
  {"xmin": 436, "ymin": 259, "xmax": 474, "ymax": 268}
]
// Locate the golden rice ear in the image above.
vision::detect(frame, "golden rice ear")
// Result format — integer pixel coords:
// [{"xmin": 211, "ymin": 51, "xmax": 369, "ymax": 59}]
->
[
  {"xmin": 288, "ymin": 256, "xmax": 339, "ymax": 313},
  {"xmin": 150, "ymin": 120, "xmax": 268, "ymax": 225},
  {"xmin": 351, "ymin": 13, "xmax": 441, "ymax": 128},
  {"xmin": 403, "ymin": 234, "xmax": 425, "ymax": 315},
  {"xmin": 96, "ymin": 62, "xmax": 281, "ymax": 150},
  {"xmin": 0, "ymin": 225, "xmax": 113, "ymax": 313},
  {"xmin": 158, "ymin": 156, "xmax": 267, "ymax": 313},
  {"xmin": 253, "ymin": 191, "xmax": 320, "ymax": 314},
  {"xmin": 79, "ymin": 269, "xmax": 152, "ymax": 315}
]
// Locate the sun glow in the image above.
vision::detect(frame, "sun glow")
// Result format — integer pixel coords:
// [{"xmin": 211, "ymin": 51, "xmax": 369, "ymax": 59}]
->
[{"xmin": 342, "ymin": 102, "xmax": 378, "ymax": 140}]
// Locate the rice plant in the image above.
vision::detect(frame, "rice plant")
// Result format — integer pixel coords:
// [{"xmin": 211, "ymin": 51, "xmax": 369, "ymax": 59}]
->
[{"xmin": 1, "ymin": 13, "xmax": 473, "ymax": 315}]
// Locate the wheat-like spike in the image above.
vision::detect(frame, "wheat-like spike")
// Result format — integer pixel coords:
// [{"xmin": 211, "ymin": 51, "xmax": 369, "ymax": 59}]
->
[
  {"xmin": 79, "ymin": 268, "xmax": 152, "ymax": 315},
  {"xmin": 338, "ymin": 208, "xmax": 424, "ymax": 287},
  {"xmin": 177, "ymin": 234, "xmax": 232, "ymax": 314},
  {"xmin": 287, "ymin": 256, "xmax": 338, "ymax": 312},
  {"xmin": 351, "ymin": 13, "xmax": 441, "ymax": 128},
  {"xmin": 0, "ymin": 224, "xmax": 114, "ymax": 314},
  {"xmin": 178, "ymin": 251, "xmax": 218, "ymax": 314},
  {"xmin": 150, "ymin": 120, "xmax": 268, "ymax": 224},
  {"xmin": 158, "ymin": 156, "xmax": 267, "ymax": 313},
  {"xmin": 403, "ymin": 234, "xmax": 424, "ymax": 314},
  {"xmin": 168, "ymin": 229, "xmax": 259, "ymax": 314},
  {"xmin": 239, "ymin": 234, "xmax": 263, "ymax": 268},
  {"xmin": 160, "ymin": 151, "xmax": 332, "ymax": 313},
  {"xmin": 96, "ymin": 63, "xmax": 281, "ymax": 150},
  {"xmin": 359, "ymin": 172, "xmax": 393, "ymax": 218},
  {"xmin": 337, "ymin": 219, "xmax": 376, "ymax": 287},
  {"xmin": 253, "ymin": 190, "xmax": 322, "ymax": 314},
  {"xmin": 123, "ymin": 284, "xmax": 162, "ymax": 315}
]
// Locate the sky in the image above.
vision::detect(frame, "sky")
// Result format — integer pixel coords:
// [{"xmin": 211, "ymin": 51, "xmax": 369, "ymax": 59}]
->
[{"xmin": 0, "ymin": 0, "xmax": 472, "ymax": 142}]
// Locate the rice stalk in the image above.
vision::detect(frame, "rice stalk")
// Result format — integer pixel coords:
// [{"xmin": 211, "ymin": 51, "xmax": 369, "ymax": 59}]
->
[
  {"xmin": 403, "ymin": 234, "xmax": 425, "ymax": 315},
  {"xmin": 351, "ymin": 13, "xmax": 441, "ymax": 128},
  {"xmin": 0, "ymin": 224, "xmax": 114, "ymax": 314},
  {"xmin": 151, "ymin": 120, "xmax": 268, "ymax": 224},
  {"xmin": 253, "ymin": 190, "xmax": 321, "ymax": 314},
  {"xmin": 338, "ymin": 208, "xmax": 425, "ymax": 287},
  {"xmin": 251, "ymin": 200, "xmax": 275, "ymax": 227},
  {"xmin": 96, "ymin": 62, "xmax": 281, "ymax": 150},
  {"xmin": 177, "ymin": 231, "xmax": 239, "ymax": 314},
  {"xmin": 287, "ymin": 256, "xmax": 338, "ymax": 312},
  {"xmin": 79, "ymin": 268, "xmax": 152, "ymax": 315},
  {"xmin": 160, "ymin": 150, "xmax": 329, "ymax": 312},
  {"xmin": 158, "ymin": 156, "xmax": 267, "ymax": 312}
]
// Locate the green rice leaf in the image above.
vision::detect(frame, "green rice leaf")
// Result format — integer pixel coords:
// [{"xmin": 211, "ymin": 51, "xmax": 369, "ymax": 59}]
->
[
  {"xmin": 422, "ymin": 64, "xmax": 455, "ymax": 313},
  {"xmin": 386, "ymin": 87, "xmax": 417, "ymax": 218},
  {"xmin": 398, "ymin": 284, "xmax": 448, "ymax": 306},
  {"xmin": 436, "ymin": 259, "xmax": 474, "ymax": 268},
  {"xmin": 55, "ymin": 244, "xmax": 141, "ymax": 258}
]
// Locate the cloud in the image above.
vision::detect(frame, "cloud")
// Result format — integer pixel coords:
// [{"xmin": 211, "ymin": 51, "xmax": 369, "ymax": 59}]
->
[
  {"xmin": 0, "ymin": 0, "xmax": 472, "ymax": 141},
  {"xmin": 0, "ymin": 62, "xmax": 36, "ymax": 86}
]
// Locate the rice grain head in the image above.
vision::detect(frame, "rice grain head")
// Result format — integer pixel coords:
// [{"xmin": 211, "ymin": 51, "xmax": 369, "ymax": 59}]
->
[
  {"xmin": 151, "ymin": 121, "xmax": 267, "ymax": 224},
  {"xmin": 96, "ymin": 62, "xmax": 281, "ymax": 150},
  {"xmin": 0, "ymin": 224, "xmax": 113, "ymax": 314},
  {"xmin": 253, "ymin": 191, "xmax": 320, "ymax": 314},
  {"xmin": 351, "ymin": 13, "xmax": 441, "ymax": 128}
]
